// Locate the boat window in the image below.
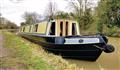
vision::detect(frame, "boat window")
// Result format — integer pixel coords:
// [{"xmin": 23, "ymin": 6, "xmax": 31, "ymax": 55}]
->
[
  {"xmin": 29, "ymin": 26, "xmax": 31, "ymax": 32},
  {"xmin": 72, "ymin": 23, "xmax": 77, "ymax": 35},
  {"xmin": 66, "ymin": 21, "xmax": 68, "ymax": 36},
  {"xmin": 23, "ymin": 27, "xmax": 25, "ymax": 32},
  {"xmin": 60, "ymin": 21, "xmax": 63, "ymax": 36},
  {"xmin": 35, "ymin": 24, "xmax": 38, "ymax": 32},
  {"xmin": 50, "ymin": 22, "xmax": 55, "ymax": 35},
  {"xmin": 20, "ymin": 28, "xmax": 22, "ymax": 32}
]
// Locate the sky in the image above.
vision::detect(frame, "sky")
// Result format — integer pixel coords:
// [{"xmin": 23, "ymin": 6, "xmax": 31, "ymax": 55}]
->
[{"xmin": 0, "ymin": 0, "xmax": 98, "ymax": 26}]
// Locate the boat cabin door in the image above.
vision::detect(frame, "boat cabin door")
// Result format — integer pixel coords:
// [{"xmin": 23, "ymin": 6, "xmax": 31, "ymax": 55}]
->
[
  {"xmin": 56, "ymin": 20, "xmax": 80, "ymax": 36},
  {"xmin": 59, "ymin": 21, "xmax": 68, "ymax": 36}
]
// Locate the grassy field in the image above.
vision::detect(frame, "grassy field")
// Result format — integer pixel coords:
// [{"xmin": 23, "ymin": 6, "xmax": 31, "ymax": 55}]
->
[{"xmin": 0, "ymin": 31, "xmax": 79, "ymax": 70}]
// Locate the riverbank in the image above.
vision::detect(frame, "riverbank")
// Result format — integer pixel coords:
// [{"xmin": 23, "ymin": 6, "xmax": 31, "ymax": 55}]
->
[{"xmin": 0, "ymin": 31, "xmax": 79, "ymax": 70}]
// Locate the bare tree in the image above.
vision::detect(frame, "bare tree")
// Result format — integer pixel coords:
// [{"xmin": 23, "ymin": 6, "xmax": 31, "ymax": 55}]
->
[
  {"xmin": 68, "ymin": 0, "xmax": 91, "ymax": 16},
  {"xmin": 0, "ymin": 16, "xmax": 18, "ymax": 29},
  {"xmin": 45, "ymin": 1, "xmax": 57, "ymax": 20},
  {"xmin": 69, "ymin": 0, "xmax": 83, "ymax": 17},
  {"xmin": 30, "ymin": 12, "xmax": 42, "ymax": 23},
  {"xmin": 67, "ymin": 0, "xmax": 93, "ymax": 31},
  {"xmin": 22, "ymin": 12, "xmax": 42, "ymax": 25}
]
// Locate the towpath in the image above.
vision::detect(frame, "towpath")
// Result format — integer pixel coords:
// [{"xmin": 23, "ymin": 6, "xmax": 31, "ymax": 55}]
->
[
  {"xmin": 0, "ymin": 32, "xmax": 28, "ymax": 70},
  {"xmin": 0, "ymin": 35, "xmax": 8, "ymax": 58},
  {"xmin": 0, "ymin": 34, "xmax": 12, "ymax": 70}
]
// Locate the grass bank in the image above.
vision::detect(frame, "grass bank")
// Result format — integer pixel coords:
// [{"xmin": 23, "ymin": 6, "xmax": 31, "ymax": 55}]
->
[{"xmin": 0, "ymin": 31, "xmax": 79, "ymax": 70}]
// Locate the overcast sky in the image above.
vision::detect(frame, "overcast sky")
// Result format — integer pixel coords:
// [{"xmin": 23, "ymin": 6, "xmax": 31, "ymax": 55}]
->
[{"xmin": 0, "ymin": 0, "xmax": 98, "ymax": 26}]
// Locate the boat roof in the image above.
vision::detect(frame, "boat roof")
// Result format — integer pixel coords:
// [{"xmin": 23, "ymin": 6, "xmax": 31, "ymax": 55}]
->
[{"xmin": 21, "ymin": 19, "xmax": 78, "ymax": 27}]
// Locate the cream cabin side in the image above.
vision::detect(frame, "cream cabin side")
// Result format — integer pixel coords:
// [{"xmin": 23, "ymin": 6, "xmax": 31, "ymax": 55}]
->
[{"xmin": 19, "ymin": 19, "xmax": 80, "ymax": 37}]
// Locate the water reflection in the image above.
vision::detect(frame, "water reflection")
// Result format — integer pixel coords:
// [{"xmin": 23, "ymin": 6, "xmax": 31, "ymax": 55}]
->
[{"xmin": 67, "ymin": 37, "xmax": 120, "ymax": 70}]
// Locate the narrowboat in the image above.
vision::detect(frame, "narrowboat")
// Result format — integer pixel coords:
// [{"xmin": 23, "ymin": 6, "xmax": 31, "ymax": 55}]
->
[{"xmin": 19, "ymin": 19, "xmax": 115, "ymax": 61}]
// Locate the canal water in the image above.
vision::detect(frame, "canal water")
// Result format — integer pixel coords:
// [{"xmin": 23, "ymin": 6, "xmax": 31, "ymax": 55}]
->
[{"xmin": 67, "ymin": 37, "xmax": 120, "ymax": 70}]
